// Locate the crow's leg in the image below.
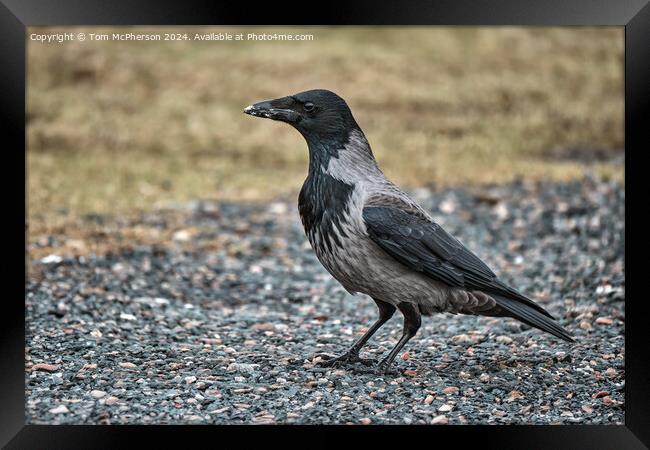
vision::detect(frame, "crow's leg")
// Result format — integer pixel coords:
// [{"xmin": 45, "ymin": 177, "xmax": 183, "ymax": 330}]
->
[
  {"xmin": 316, "ymin": 299, "xmax": 396, "ymax": 368},
  {"xmin": 376, "ymin": 302, "xmax": 421, "ymax": 374}
]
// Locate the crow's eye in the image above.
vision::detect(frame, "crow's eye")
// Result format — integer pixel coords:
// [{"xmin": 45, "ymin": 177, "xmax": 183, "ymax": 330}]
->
[{"xmin": 304, "ymin": 102, "xmax": 315, "ymax": 112}]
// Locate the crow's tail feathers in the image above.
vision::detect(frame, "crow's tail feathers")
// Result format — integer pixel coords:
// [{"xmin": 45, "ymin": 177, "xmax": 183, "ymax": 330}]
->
[{"xmin": 495, "ymin": 295, "xmax": 575, "ymax": 343}]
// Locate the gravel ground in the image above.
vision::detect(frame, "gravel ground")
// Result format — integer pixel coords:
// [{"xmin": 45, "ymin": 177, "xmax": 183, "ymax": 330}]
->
[{"xmin": 26, "ymin": 177, "xmax": 625, "ymax": 425}]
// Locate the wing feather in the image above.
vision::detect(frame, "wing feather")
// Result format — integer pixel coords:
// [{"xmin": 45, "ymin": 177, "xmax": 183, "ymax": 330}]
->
[{"xmin": 362, "ymin": 205, "xmax": 554, "ymax": 319}]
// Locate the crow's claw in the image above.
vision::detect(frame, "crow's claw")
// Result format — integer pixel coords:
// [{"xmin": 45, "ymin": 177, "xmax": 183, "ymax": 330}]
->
[
  {"xmin": 313, "ymin": 352, "xmax": 373, "ymax": 368},
  {"xmin": 374, "ymin": 361, "xmax": 400, "ymax": 376}
]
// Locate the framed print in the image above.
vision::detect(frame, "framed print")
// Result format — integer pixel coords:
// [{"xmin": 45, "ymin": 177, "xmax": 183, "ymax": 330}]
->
[{"xmin": 2, "ymin": 0, "xmax": 648, "ymax": 448}]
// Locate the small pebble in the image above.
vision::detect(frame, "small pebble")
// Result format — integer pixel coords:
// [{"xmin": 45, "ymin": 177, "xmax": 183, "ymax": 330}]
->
[
  {"xmin": 31, "ymin": 363, "xmax": 59, "ymax": 372},
  {"xmin": 105, "ymin": 396, "xmax": 119, "ymax": 405},
  {"xmin": 90, "ymin": 390, "xmax": 106, "ymax": 399},
  {"xmin": 49, "ymin": 405, "xmax": 69, "ymax": 414},
  {"xmin": 496, "ymin": 335, "xmax": 513, "ymax": 344},
  {"xmin": 41, "ymin": 254, "xmax": 62, "ymax": 264},
  {"xmin": 432, "ymin": 415, "xmax": 448, "ymax": 424}
]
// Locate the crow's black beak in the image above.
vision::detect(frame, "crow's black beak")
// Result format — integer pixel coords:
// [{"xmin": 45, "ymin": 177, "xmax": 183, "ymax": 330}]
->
[{"xmin": 243, "ymin": 98, "xmax": 300, "ymax": 123}]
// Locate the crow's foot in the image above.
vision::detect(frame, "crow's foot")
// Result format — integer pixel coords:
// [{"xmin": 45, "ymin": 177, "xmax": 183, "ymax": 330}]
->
[
  {"xmin": 312, "ymin": 353, "xmax": 401, "ymax": 376},
  {"xmin": 339, "ymin": 362, "xmax": 400, "ymax": 376},
  {"xmin": 313, "ymin": 351, "xmax": 373, "ymax": 368},
  {"xmin": 374, "ymin": 360, "xmax": 400, "ymax": 376}
]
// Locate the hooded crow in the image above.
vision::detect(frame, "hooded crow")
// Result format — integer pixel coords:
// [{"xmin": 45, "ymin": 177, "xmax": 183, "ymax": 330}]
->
[{"xmin": 244, "ymin": 89, "xmax": 574, "ymax": 373}]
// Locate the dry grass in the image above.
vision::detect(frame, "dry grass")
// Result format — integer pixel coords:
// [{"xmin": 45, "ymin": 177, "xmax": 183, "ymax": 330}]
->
[{"xmin": 27, "ymin": 26, "xmax": 624, "ymax": 241}]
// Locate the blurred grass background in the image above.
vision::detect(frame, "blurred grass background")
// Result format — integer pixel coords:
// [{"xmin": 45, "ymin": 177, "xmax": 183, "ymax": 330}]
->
[{"xmin": 28, "ymin": 26, "xmax": 623, "ymax": 243}]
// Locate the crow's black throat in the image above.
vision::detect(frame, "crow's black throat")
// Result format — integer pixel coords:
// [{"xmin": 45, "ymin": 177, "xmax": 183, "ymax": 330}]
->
[{"xmin": 298, "ymin": 169, "xmax": 354, "ymax": 255}]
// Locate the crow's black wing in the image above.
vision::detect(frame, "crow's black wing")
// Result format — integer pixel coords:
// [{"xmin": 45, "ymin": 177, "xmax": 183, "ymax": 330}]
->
[{"xmin": 362, "ymin": 206, "xmax": 554, "ymax": 319}]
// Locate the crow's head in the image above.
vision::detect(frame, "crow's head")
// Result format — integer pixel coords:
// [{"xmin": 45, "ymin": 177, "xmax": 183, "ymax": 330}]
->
[{"xmin": 244, "ymin": 89, "xmax": 361, "ymax": 144}]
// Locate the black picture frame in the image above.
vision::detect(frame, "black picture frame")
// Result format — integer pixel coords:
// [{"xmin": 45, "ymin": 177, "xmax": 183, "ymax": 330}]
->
[{"xmin": 3, "ymin": 0, "xmax": 648, "ymax": 448}]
